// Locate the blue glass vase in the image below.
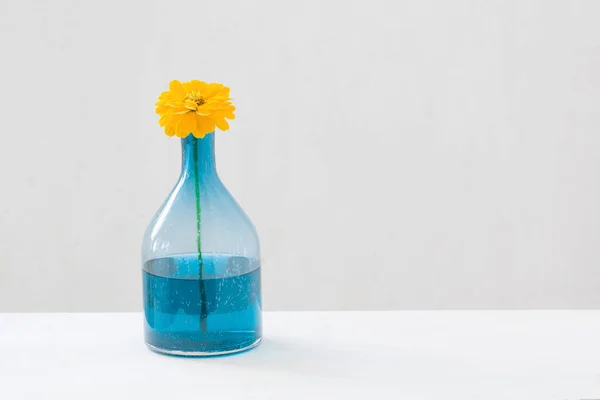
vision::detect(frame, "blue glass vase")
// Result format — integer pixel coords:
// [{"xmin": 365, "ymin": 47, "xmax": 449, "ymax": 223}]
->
[{"xmin": 142, "ymin": 132, "xmax": 262, "ymax": 356}]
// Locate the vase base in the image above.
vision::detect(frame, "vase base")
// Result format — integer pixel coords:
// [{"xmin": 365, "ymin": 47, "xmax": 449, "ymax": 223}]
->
[{"xmin": 145, "ymin": 337, "xmax": 262, "ymax": 357}]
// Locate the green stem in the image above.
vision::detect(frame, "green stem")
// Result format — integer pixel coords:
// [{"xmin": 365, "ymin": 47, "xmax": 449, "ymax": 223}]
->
[{"xmin": 192, "ymin": 139, "xmax": 208, "ymax": 332}]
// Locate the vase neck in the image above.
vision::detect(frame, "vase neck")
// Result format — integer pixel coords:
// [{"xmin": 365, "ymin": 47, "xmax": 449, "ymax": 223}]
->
[{"xmin": 181, "ymin": 133, "xmax": 216, "ymax": 179}]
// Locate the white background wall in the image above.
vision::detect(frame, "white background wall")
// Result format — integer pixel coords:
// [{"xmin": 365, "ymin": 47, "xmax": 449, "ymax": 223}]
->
[{"xmin": 0, "ymin": 0, "xmax": 599, "ymax": 312}]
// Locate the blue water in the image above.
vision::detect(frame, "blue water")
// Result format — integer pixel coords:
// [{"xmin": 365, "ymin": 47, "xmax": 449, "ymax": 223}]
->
[{"xmin": 143, "ymin": 253, "xmax": 262, "ymax": 354}]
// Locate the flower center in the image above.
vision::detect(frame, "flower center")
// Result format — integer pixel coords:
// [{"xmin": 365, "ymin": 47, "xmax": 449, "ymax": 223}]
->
[{"xmin": 186, "ymin": 92, "xmax": 206, "ymax": 107}]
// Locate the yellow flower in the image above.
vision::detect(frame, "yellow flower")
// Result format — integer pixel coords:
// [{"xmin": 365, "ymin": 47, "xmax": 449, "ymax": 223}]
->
[{"xmin": 155, "ymin": 80, "xmax": 235, "ymax": 138}]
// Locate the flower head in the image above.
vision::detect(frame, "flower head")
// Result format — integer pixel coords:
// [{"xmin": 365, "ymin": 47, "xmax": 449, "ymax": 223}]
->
[{"xmin": 156, "ymin": 80, "xmax": 235, "ymax": 138}]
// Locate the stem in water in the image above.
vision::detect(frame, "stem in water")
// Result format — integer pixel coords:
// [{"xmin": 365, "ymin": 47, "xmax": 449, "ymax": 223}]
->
[{"xmin": 192, "ymin": 138, "xmax": 208, "ymax": 332}]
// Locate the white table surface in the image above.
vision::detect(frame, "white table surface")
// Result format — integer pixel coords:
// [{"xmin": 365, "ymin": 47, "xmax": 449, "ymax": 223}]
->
[{"xmin": 1, "ymin": 311, "xmax": 599, "ymax": 399}]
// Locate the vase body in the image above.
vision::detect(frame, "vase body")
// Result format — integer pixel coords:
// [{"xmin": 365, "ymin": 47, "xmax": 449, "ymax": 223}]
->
[{"xmin": 141, "ymin": 133, "xmax": 262, "ymax": 356}]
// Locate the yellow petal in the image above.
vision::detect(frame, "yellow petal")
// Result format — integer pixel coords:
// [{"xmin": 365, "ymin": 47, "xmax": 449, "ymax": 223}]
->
[
  {"xmin": 214, "ymin": 118, "xmax": 230, "ymax": 131},
  {"xmin": 158, "ymin": 113, "xmax": 174, "ymax": 127},
  {"xmin": 173, "ymin": 119, "xmax": 185, "ymax": 138},
  {"xmin": 201, "ymin": 83, "xmax": 224, "ymax": 99},
  {"xmin": 168, "ymin": 80, "xmax": 185, "ymax": 98},
  {"xmin": 180, "ymin": 113, "xmax": 196, "ymax": 137},
  {"xmin": 184, "ymin": 99, "xmax": 198, "ymax": 111},
  {"xmin": 189, "ymin": 80, "xmax": 207, "ymax": 92},
  {"xmin": 172, "ymin": 106, "xmax": 191, "ymax": 115},
  {"xmin": 194, "ymin": 116, "xmax": 215, "ymax": 137},
  {"xmin": 164, "ymin": 124, "xmax": 175, "ymax": 137},
  {"xmin": 195, "ymin": 105, "xmax": 211, "ymax": 116},
  {"xmin": 211, "ymin": 109, "xmax": 235, "ymax": 120}
]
